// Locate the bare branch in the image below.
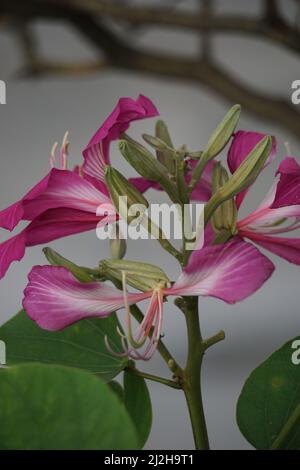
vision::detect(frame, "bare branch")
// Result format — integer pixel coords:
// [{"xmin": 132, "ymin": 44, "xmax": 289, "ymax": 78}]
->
[
  {"xmin": 17, "ymin": 59, "xmax": 108, "ymax": 78},
  {"xmin": 70, "ymin": 17, "xmax": 300, "ymax": 139},
  {"xmin": 0, "ymin": 1, "xmax": 300, "ymax": 140},
  {"xmin": 1, "ymin": 0, "xmax": 300, "ymax": 54}
]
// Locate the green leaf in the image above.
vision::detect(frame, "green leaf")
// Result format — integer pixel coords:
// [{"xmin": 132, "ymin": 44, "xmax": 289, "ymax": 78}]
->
[
  {"xmin": 109, "ymin": 380, "xmax": 124, "ymax": 402},
  {"xmin": 0, "ymin": 310, "xmax": 128, "ymax": 381},
  {"xmin": 237, "ymin": 336, "xmax": 300, "ymax": 449},
  {"xmin": 123, "ymin": 370, "xmax": 152, "ymax": 448},
  {"xmin": 0, "ymin": 364, "xmax": 138, "ymax": 450}
]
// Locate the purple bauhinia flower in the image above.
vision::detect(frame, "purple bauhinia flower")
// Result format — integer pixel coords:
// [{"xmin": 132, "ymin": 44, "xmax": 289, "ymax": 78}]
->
[{"xmin": 23, "ymin": 239, "xmax": 274, "ymax": 360}]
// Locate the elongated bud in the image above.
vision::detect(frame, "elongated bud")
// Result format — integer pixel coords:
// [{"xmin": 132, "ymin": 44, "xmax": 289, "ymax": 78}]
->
[
  {"xmin": 204, "ymin": 104, "xmax": 241, "ymax": 159},
  {"xmin": 155, "ymin": 119, "xmax": 176, "ymax": 174},
  {"xmin": 189, "ymin": 105, "xmax": 241, "ymax": 192},
  {"xmin": 205, "ymin": 135, "xmax": 272, "ymax": 225},
  {"xmin": 110, "ymin": 224, "xmax": 127, "ymax": 260},
  {"xmin": 142, "ymin": 133, "xmax": 171, "ymax": 151},
  {"xmin": 105, "ymin": 166, "xmax": 149, "ymax": 224},
  {"xmin": 211, "ymin": 163, "xmax": 237, "ymax": 235},
  {"xmin": 119, "ymin": 136, "xmax": 179, "ymax": 202},
  {"xmin": 43, "ymin": 247, "xmax": 95, "ymax": 282},
  {"xmin": 100, "ymin": 259, "xmax": 170, "ymax": 292}
]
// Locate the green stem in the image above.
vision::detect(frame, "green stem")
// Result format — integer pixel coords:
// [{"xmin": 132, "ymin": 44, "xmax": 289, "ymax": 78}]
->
[
  {"xmin": 188, "ymin": 154, "xmax": 208, "ymax": 194},
  {"xmin": 271, "ymin": 403, "xmax": 300, "ymax": 450},
  {"xmin": 126, "ymin": 365, "xmax": 182, "ymax": 390},
  {"xmin": 157, "ymin": 233, "xmax": 182, "ymax": 262},
  {"xmin": 180, "ymin": 297, "xmax": 210, "ymax": 450}
]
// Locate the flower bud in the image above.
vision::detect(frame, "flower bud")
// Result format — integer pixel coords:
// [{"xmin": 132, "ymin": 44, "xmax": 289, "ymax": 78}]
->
[
  {"xmin": 211, "ymin": 163, "xmax": 237, "ymax": 235},
  {"xmin": 205, "ymin": 135, "xmax": 272, "ymax": 225},
  {"xmin": 204, "ymin": 104, "xmax": 241, "ymax": 159},
  {"xmin": 155, "ymin": 119, "xmax": 176, "ymax": 174},
  {"xmin": 100, "ymin": 259, "xmax": 170, "ymax": 292},
  {"xmin": 105, "ymin": 166, "xmax": 149, "ymax": 224},
  {"xmin": 109, "ymin": 224, "xmax": 127, "ymax": 260},
  {"xmin": 119, "ymin": 136, "xmax": 179, "ymax": 202},
  {"xmin": 43, "ymin": 247, "xmax": 95, "ymax": 282},
  {"xmin": 189, "ymin": 105, "xmax": 241, "ymax": 192},
  {"xmin": 142, "ymin": 133, "xmax": 170, "ymax": 151}
]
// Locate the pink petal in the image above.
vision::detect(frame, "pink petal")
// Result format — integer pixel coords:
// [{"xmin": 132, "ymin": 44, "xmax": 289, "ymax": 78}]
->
[
  {"xmin": 128, "ymin": 177, "xmax": 159, "ymax": 193},
  {"xmin": 227, "ymin": 131, "xmax": 277, "ymax": 208},
  {"xmin": 189, "ymin": 160, "xmax": 215, "ymax": 202},
  {"xmin": 238, "ymin": 205, "xmax": 300, "ymax": 232},
  {"xmin": 0, "ymin": 231, "xmax": 26, "ymax": 279},
  {"xmin": 0, "ymin": 208, "xmax": 110, "ymax": 279},
  {"xmin": 23, "ymin": 266, "xmax": 149, "ymax": 330},
  {"xmin": 0, "ymin": 173, "xmax": 51, "ymax": 231},
  {"xmin": 169, "ymin": 239, "xmax": 274, "ymax": 303},
  {"xmin": 82, "ymin": 95, "xmax": 159, "ymax": 181},
  {"xmin": 240, "ymin": 231, "xmax": 300, "ymax": 265},
  {"xmin": 271, "ymin": 157, "xmax": 300, "ymax": 208},
  {"xmin": 0, "ymin": 169, "xmax": 112, "ymax": 232},
  {"xmin": 276, "ymin": 156, "xmax": 299, "ymax": 175},
  {"xmin": 22, "ymin": 169, "xmax": 111, "ymax": 219}
]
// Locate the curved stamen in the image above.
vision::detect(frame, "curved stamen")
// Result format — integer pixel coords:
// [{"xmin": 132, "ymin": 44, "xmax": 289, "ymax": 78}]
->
[
  {"xmin": 50, "ymin": 142, "xmax": 58, "ymax": 168},
  {"xmin": 122, "ymin": 271, "xmax": 147, "ymax": 349},
  {"xmin": 59, "ymin": 131, "xmax": 69, "ymax": 170}
]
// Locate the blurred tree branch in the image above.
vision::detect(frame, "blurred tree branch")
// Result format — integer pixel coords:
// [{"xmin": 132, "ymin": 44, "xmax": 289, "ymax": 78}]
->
[{"xmin": 1, "ymin": 0, "xmax": 300, "ymax": 139}]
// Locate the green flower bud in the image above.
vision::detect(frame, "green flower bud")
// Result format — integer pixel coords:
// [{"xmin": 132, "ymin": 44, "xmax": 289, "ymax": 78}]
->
[
  {"xmin": 105, "ymin": 166, "xmax": 149, "ymax": 224},
  {"xmin": 43, "ymin": 247, "xmax": 95, "ymax": 282},
  {"xmin": 155, "ymin": 119, "xmax": 176, "ymax": 174},
  {"xmin": 142, "ymin": 133, "xmax": 171, "ymax": 151},
  {"xmin": 205, "ymin": 135, "xmax": 272, "ymax": 225},
  {"xmin": 189, "ymin": 104, "xmax": 241, "ymax": 192},
  {"xmin": 119, "ymin": 136, "xmax": 179, "ymax": 202},
  {"xmin": 204, "ymin": 104, "xmax": 241, "ymax": 159},
  {"xmin": 211, "ymin": 163, "xmax": 237, "ymax": 235},
  {"xmin": 109, "ymin": 224, "xmax": 127, "ymax": 260},
  {"xmin": 100, "ymin": 259, "xmax": 170, "ymax": 292}
]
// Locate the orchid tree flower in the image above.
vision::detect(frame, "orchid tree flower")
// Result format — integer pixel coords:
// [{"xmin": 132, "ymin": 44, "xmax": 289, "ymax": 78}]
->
[
  {"xmin": 237, "ymin": 157, "xmax": 300, "ymax": 265},
  {"xmin": 0, "ymin": 95, "xmax": 157, "ymax": 279},
  {"xmin": 23, "ymin": 239, "xmax": 274, "ymax": 361}
]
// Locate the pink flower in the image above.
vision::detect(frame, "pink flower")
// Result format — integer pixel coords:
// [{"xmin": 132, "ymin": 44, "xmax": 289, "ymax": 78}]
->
[
  {"xmin": 238, "ymin": 157, "xmax": 300, "ymax": 265},
  {"xmin": 227, "ymin": 130, "xmax": 277, "ymax": 208},
  {"xmin": 23, "ymin": 239, "xmax": 274, "ymax": 360},
  {"xmin": 0, "ymin": 96, "xmax": 158, "ymax": 279}
]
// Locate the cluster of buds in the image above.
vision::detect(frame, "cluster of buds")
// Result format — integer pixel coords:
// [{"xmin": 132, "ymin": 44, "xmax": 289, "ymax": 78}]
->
[{"xmin": 3, "ymin": 95, "xmax": 298, "ymax": 362}]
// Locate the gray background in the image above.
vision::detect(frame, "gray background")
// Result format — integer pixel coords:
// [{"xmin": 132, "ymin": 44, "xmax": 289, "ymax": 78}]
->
[{"xmin": 0, "ymin": 0, "xmax": 299, "ymax": 450}]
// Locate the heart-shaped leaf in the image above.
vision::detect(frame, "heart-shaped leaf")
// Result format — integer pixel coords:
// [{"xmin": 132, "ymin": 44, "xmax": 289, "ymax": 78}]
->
[
  {"xmin": 0, "ymin": 364, "xmax": 138, "ymax": 450},
  {"xmin": 237, "ymin": 336, "xmax": 300, "ymax": 449},
  {"xmin": 0, "ymin": 310, "xmax": 128, "ymax": 381}
]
